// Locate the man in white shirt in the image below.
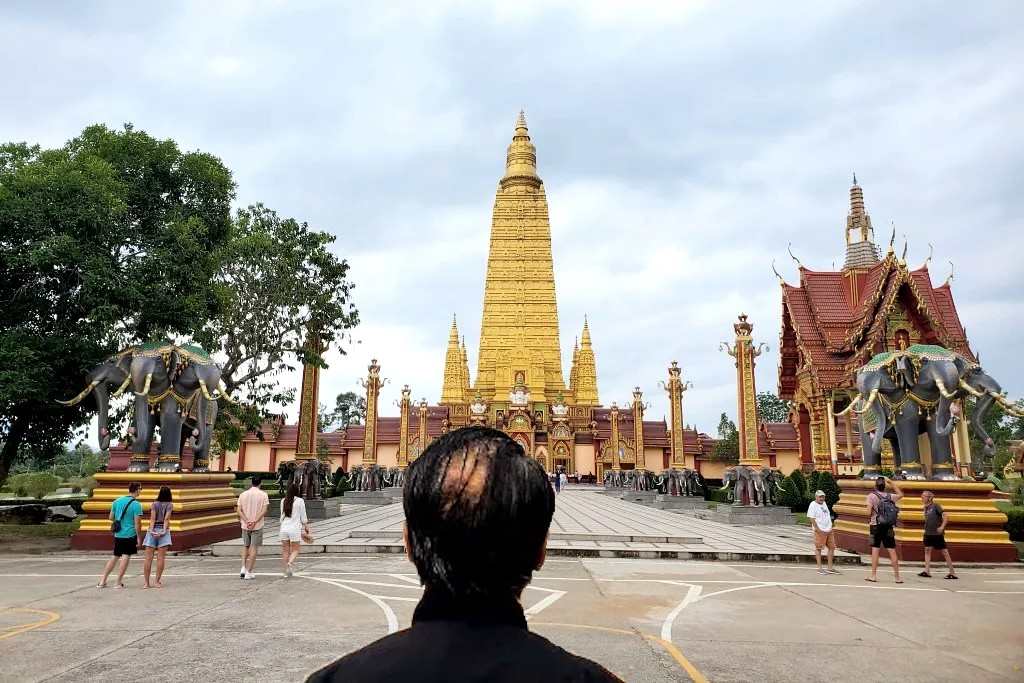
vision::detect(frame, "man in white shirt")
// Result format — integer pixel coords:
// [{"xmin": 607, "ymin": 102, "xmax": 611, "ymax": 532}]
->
[{"xmin": 807, "ymin": 490, "xmax": 839, "ymax": 575}]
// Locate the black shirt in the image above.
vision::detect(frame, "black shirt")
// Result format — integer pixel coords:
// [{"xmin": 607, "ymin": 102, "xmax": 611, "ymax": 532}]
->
[{"xmin": 306, "ymin": 588, "xmax": 621, "ymax": 682}]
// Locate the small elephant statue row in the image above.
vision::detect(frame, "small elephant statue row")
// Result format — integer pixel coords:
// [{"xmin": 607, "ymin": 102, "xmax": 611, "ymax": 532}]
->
[
  {"xmin": 276, "ymin": 460, "xmax": 330, "ymax": 500},
  {"xmin": 722, "ymin": 465, "xmax": 783, "ymax": 506},
  {"xmin": 849, "ymin": 345, "xmax": 1024, "ymax": 481},
  {"xmin": 59, "ymin": 342, "xmax": 238, "ymax": 472},
  {"xmin": 659, "ymin": 468, "xmax": 705, "ymax": 497}
]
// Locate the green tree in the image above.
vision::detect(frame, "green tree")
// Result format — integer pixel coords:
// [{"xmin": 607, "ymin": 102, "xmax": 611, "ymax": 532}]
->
[
  {"xmin": 0, "ymin": 125, "xmax": 234, "ymax": 486},
  {"xmin": 778, "ymin": 476, "xmax": 804, "ymax": 511},
  {"xmin": 807, "ymin": 470, "xmax": 821, "ymax": 498},
  {"xmin": 756, "ymin": 391, "xmax": 792, "ymax": 424},
  {"xmin": 818, "ymin": 471, "xmax": 841, "ymax": 509},
  {"xmin": 789, "ymin": 468, "xmax": 809, "ymax": 501},
  {"xmin": 205, "ymin": 204, "xmax": 359, "ymax": 452},
  {"xmin": 712, "ymin": 413, "xmax": 739, "ymax": 461}
]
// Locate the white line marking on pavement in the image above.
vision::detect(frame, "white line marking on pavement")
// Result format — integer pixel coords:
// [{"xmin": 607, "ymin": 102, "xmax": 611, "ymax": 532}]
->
[
  {"xmin": 389, "ymin": 574, "xmax": 422, "ymax": 585},
  {"xmin": 370, "ymin": 595, "xmax": 420, "ymax": 602},
  {"xmin": 661, "ymin": 584, "xmax": 702, "ymax": 641},
  {"xmin": 300, "ymin": 575, "xmax": 399, "ymax": 634},
  {"xmin": 523, "ymin": 588, "xmax": 566, "ymax": 620},
  {"xmin": 984, "ymin": 580, "xmax": 1024, "ymax": 584}
]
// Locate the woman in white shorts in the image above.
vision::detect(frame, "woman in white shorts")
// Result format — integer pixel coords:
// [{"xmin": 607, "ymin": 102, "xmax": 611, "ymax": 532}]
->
[{"xmin": 279, "ymin": 482, "xmax": 309, "ymax": 577}]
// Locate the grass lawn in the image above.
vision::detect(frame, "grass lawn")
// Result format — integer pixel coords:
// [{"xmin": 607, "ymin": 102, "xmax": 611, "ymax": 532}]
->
[
  {"xmin": 0, "ymin": 519, "xmax": 81, "ymax": 539},
  {"xmin": 794, "ymin": 512, "xmax": 811, "ymax": 526}
]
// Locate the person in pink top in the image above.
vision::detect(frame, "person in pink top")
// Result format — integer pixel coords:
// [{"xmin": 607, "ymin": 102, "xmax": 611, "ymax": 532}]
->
[{"xmin": 237, "ymin": 475, "xmax": 270, "ymax": 580}]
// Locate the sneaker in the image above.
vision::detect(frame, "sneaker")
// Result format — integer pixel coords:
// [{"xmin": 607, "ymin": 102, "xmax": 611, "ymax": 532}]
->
[
  {"xmin": 285, "ymin": 566, "xmax": 293, "ymax": 578},
  {"xmin": 243, "ymin": 572, "xmax": 256, "ymax": 580},
  {"xmin": 818, "ymin": 569, "xmax": 828, "ymax": 575},
  {"xmin": 828, "ymin": 568, "xmax": 841, "ymax": 574},
  {"xmin": 240, "ymin": 566, "xmax": 246, "ymax": 579}
]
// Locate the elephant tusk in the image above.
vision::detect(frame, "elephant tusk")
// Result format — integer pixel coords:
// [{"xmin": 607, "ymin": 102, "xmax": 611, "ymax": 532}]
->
[
  {"xmin": 935, "ymin": 378, "xmax": 958, "ymax": 400},
  {"xmin": 959, "ymin": 380, "xmax": 985, "ymax": 398},
  {"xmin": 853, "ymin": 389, "xmax": 878, "ymax": 414},
  {"xmin": 216, "ymin": 381, "xmax": 239, "ymax": 403},
  {"xmin": 111, "ymin": 374, "xmax": 132, "ymax": 398},
  {"xmin": 834, "ymin": 393, "xmax": 861, "ymax": 416},
  {"xmin": 990, "ymin": 391, "xmax": 1024, "ymax": 417},
  {"xmin": 134, "ymin": 373, "xmax": 153, "ymax": 397},
  {"xmin": 199, "ymin": 380, "xmax": 216, "ymax": 401},
  {"xmin": 57, "ymin": 380, "xmax": 99, "ymax": 406}
]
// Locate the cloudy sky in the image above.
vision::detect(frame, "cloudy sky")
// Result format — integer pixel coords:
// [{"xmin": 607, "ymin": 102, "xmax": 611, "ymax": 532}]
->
[{"xmin": 5, "ymin": 1, "xmax": 1022, "ymax": 434}]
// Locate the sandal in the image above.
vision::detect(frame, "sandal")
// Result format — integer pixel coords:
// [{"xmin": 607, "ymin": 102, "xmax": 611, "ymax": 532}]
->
[
  {"xmin": 917, "ymin": 571, "xmax": 931, "ymax": 578},
  {"xmin": 115, "ymin": 583, "xmax": 127, "ymax": 589},
  {"xmin": 865, "ymin": 577, "xmax": 877, "ymax": 583},
  {"xmin": 945, "ymin": 574, "xmax": 958, "ymax": 580},
  {"xmin": 895, "ymin": 579, "xmax": 904, "ymax": 584},
  {"xmin": 96, "ymin": 583, "xmax": 107, "ymax": 589}
]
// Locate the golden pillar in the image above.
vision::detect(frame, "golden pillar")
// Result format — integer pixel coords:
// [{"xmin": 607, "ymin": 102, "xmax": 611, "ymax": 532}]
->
[
  {"xmin": 609, "ymin": 402, "xmax": 621, "ymax": 470},
  {"xmin": 417, "ymin": 398, "xmax": 428, "ymax": 460},
  {"xmin": 295, "ymin": 330, "xmax": 323, "ymax": 461},
  {"xmin": 397, "ymin": 385, "xmax": 411, "ymax": 469},
  {"xmin": 722, "ymin": 314, "xmax": 765, "ymax": 467},
  {"xmin": 661, "ymin": 361, "xmax": 689, "ymax": 466},
  {"xmin": 360, "ymin": 359, "xmax": 382, "ymax": 465},
  {"xmin": 632, "ymin": 386, "xmax": 646, "ymax": 470}
]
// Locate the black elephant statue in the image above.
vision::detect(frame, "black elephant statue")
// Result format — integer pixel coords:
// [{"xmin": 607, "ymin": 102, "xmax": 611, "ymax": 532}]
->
[
  {"xmin": 277, "ymin": 461, "xmax": 297, "ymax": 496},
  {"xmin": 294, "ymin": 459, "xmax": 327, "ymax": 500},
  {"xmin": 59, "ymin": 342, "xmax": 238, "ymax": 472},
  {"xmin": 847, "ymin": 345, "xmax": 1023, "ymax": 480}
]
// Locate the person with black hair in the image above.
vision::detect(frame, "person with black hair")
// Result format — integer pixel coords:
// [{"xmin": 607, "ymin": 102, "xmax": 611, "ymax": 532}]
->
[
  {"xmin": 142, "ymin": 486, "xmax": 173, "ymax": 588},
  {"xmin": 280, "ymin": 481, "xmax": 309, "ymax": 578},
  {"xmin": 307, "ymin": 426, "xmax": 620, "ymax": 682},
  {"xmin": 97, "ymin": 481, "xmax": 143, "ymax": 589},
  {"xmin": 237, "ymin": 475, "xmax": 269, "ymax": 580}
]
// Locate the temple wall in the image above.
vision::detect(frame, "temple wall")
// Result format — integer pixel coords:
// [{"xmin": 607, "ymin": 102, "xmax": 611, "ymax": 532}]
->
[
  {"xmin": 573, "ymin": 443, "xmax": 595, "ymax": 476},
  {"xmin": 699, "ymin": 461, "xmax": 728, "ymax": 480},
  {"xmin": 774, "ymin": 451, "xmax": 802, "ymax": 476},
  {"xmin": 376, "ymin": 444, "xmax": 399, "ymax": 469},
  {"xmin": 643, "ymin": 447, "xmax": 662, "ymax": 470},
  {"xmin": 243, "ymin": 444, "xmax": 272, "ymax": 472}
]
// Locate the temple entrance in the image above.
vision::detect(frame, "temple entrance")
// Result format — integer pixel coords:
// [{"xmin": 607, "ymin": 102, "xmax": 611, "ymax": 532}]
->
[
  {"xmin": 619, "ymin": 463, "xmax": 635, "ymax": 471},
  {"xmin": 797, "ymin": 404, "xmax": 812, "ymax": 467},
  {"xmin": 553, "ymin": 457, "xmax": 569, "ymax": 472}
]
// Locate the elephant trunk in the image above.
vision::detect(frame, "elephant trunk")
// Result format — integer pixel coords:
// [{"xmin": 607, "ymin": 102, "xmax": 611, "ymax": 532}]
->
[
  {"xmin": 934, "ymin": 395, "xmax": 957, "ymax": 437},
  {"xmin": 94, "ymin": 383, "xmax": 112, "ymax": 451},
  {"xmin": 868, "ymin": 400, "xmax": 887, "ymax": 455},
  {"xmin": 971, "ymin": 393, "xmax": 996, "ymax": 455},
  {"xmin": 134, "ymin": 372, "xmax": 153, "ymax": 397}
]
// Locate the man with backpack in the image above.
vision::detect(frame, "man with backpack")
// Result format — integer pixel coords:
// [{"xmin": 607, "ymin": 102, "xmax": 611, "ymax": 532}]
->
[
  {"xmin": 866, "ymin": 476, "xmax": 904, "ymax": 584},
  {"xmin": 97, "ymin": 481, "xmax": 144, "ymax": 589}
]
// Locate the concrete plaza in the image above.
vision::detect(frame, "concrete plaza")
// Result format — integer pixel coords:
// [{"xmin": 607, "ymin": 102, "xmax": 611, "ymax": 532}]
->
[
  {"xmin": 1, "ymin": 553, "xmax": 1022, "ymax": 682},
  {"xmin": 212, "ymin": 490, "xmax": 861, "ymax": 562}
]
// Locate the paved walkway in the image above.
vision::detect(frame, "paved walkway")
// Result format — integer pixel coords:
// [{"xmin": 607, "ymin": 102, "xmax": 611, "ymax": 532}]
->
[{"xmin": 213, "ymin": 490, "xmax": 859, "ymax": 562}]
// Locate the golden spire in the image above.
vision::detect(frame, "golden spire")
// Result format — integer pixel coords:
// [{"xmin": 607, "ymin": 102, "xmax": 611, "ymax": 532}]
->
[
  {"xmin": 574, "ymin": 317, "xmax": 599, "ymax": 405},
  {"xmin": 461, "ymin": 336, "xmax": 471, "ymax": 393},
  {"xmin": 441, "ymin": 315, "xmax": 465, "ymax": 404},
  {"xmin": 475, "ymin": 112, "xmax": 565, "ymax": 402},
  {"xmin": 502, "ymin": 109, "xmax": 540, "ymax": 187}
]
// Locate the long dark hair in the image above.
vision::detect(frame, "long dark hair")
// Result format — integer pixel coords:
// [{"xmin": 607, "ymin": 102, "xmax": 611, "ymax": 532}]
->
[
  {"xmin": 283, "ymin": 482, "xmax": 300, "ymax": 518},
  {"xmin": 157, "ymin": 486, "xmax": 172, "ymax": 503}
]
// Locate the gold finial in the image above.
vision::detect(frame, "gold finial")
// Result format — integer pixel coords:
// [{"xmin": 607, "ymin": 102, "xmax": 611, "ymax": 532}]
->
[
  {"xmin": 787, "ymin": 243, "xmax": 803, "ymax": 268},
  {"xmin": 516, "ymin": 109, "xmax": 527, "ymax": 131}
]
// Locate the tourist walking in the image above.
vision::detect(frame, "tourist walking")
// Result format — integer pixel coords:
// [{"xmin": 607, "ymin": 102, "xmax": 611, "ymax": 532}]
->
[
  {"xmin": 559, "ymin": 470, "xmax": 568, "ymax": 492},
  {"xmin": 280, "ymin": 482, "xmax": 310, "ymax": 578},
  {"xmin": 237, "ymin": 475, "xmax": 269, "ymax": 580},
  {"xmin": 307, "ymin": 426, "xmax": 621, "ymax": 682},
  {"xmin": 142, "ymin": 486, "xmax": 173, "ymax": 588},
  {"xmin": 807, "ymin": 489, "xmax": 838, "ymax": 575},
  {"xmin": 919, "ymin": 490, "xmax": 957, "ymax": 580},
  {"xmin": 553, "ymin": 469, "xmax": 561, "ymax": 494},
  {"xmin": 866, "ymin": 476, "xmax": 904, "ymax": 583},
  {"xmin": 97, "ymin": 482, "xmax": 143, "ymax": 589}
]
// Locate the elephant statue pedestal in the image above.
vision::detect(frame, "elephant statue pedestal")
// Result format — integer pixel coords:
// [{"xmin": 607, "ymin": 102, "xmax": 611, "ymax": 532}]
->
[
  {"xmin": 833, "ymin": 479, "xmax": 1018, "ymax": 562},
  {"xmin": 70, "ymin": 472, "xmax": 239, "ymax": 551}
]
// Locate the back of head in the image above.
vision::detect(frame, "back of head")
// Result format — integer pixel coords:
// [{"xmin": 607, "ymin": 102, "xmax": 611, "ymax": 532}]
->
[
  {"xmin": 157, "ymin": 486, "xmax": 172, "ymax": 503},
  {"xmin": 404, "ymin": 426, "xmax": 555, "ymax": 602},
  {"xmin": 875, "ymin": 476, "xmax": 886, "ymax": 492},
  {"xmin": 128, "ymin": 482, "xmax": 141, "ymax": 495},
  {"xmin": 251, "ymin": 475, "xmax": 262, "ymax": 487}
]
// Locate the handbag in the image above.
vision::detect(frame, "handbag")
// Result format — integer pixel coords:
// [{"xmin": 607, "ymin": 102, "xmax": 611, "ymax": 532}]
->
[
  {"xmin": 110, "ymin": 497, "xmax": 134, "ymax": 534},
  {"xmin": 301, "ymin": 528, "xmax": 314, "ymax": 544}
]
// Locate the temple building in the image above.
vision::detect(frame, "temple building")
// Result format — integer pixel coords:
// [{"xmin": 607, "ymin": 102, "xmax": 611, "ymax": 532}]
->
[{"xmin": 776, "ymin": 177, "xmax": 976, "ymax": 475}]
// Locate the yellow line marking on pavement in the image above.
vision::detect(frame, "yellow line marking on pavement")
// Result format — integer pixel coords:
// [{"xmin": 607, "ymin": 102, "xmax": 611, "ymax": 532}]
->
[
  {"xmin": 534, "ymin": 622, "xmax": 708, "ymax": 683},
  {"xmin": 0, "ymin": 608, "xmax": 60, "ymax": 641}
]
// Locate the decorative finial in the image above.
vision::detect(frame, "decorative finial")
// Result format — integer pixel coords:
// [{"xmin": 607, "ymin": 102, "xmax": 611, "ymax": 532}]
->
[
  {"xmin": 922, "ymin": 243, "xmax": 934, "ymax": 269},
  {"xmin": 515, "ymin": 109, "xmax": 527, "ymax": 130},
  {"xmin": 852, "ymin": 171, "xmax": 858, "ymax": 185},
  {"xmin": 771, "ymin": 259, "xmax": 784, "ymax": 283},
  {"xmin": 900, "ymin": 234, "xmax": 908, "ymax": 262},
  {"xmin": 787, "ymin": 242, "xmax": 803, "ymax": 268},
  {"xmin": 943, "ymin": 260, "xmax": 954, "ymax": 287},
  {"xmin": 887, "ymin": 222, "xmax": 896, "ymax": 252}
]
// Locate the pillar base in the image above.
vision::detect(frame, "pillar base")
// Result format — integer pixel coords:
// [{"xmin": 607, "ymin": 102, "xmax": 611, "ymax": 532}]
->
[
  {"xmin": 71, "ymin": 473, "xmax": 238, "ymax": 552},
  {"xmin": 834, "ymin": 479, "xmax": 1018, "ymax": 563}
]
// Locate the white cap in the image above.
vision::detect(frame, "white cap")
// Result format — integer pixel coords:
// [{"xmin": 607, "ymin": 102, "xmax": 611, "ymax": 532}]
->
[{"xmin": 815, "ymin": 490, "xmax": 826, "ymax": 497}]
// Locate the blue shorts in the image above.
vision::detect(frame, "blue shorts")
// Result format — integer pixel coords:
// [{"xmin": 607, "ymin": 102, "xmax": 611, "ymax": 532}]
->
[{"xmin": 143, "ymin": 529, "xmax": 172, "ymax": 549}]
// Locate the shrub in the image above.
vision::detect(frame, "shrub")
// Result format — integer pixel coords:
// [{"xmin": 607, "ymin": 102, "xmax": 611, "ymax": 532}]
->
[
  {"xmin": 789, "ymin": 469, "xmax": 808, "ymax": 501},
  {"xmin": 778, "ymin": 476, "xmax": 805, "ymax": 511},
  {"xmin": 807, "ymin": 470, "xmax": 821, "ymax": 493},
  {"xmin": 818, "ymin": 471, "xmax": 841, "ymax": 509},
  {"xmin": 1011, "ymin": 482, "xmax": 1024, "ymax": 507},
  {"xmin": 1004, "ymin": 506, "xmax": 1024, "ymax": 542},
  {"xmin": 67, "ymin": 476, "xmax": 98, "ymax": 495},
  {"xmin": 7, "ymin": 473, "xmax": 61, "ymax": 499},
  {"xmin": 704, "ymin": 485, "xmax": 732, "ymax": 504}
]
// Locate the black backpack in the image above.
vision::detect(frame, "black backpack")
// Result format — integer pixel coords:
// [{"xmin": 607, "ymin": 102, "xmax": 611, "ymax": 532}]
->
[{"xmin": 873, "ymin": 491, "xmax": 899, "ymax": 526}]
